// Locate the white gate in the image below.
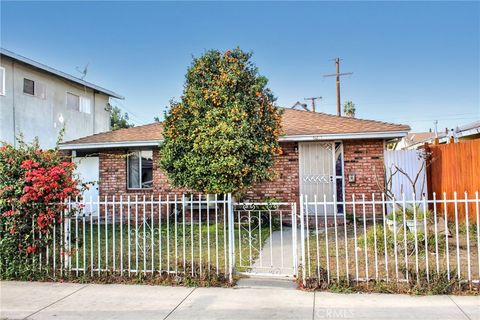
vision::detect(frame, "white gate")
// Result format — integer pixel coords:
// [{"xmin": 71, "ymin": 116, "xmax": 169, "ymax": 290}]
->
[{"xmin": 233, "ymin": 202, "xmax": 298, "ymax": 277}]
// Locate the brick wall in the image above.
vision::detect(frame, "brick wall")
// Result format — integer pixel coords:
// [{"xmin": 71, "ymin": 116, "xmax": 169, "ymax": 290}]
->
[
  {"xmin": 343, "ymin": 139, "xmax": 385, "ymax": 213},
  {"xmin": 88, "ymin": 139, "xmax": 385, "ymax": 209},
  {"xmin": 243, "ymin": 142, "xmax": 299, "ymax": 203},
  {"xmin": 96, "ymin": 142, "xmax": 299, "ymax": 202},
  {"xmin": 98, "ymin": 149, "xmax": 186, "ymax": 198}
]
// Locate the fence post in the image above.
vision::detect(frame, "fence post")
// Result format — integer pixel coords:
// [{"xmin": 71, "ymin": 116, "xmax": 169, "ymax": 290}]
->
[
  {"xmin": 299, "ymin": 195, "xmax": 306, "ymax": 286},
  {"xmin": 63, "ymin": 198, "xmax": 70, "ymax": 273},
  {"xmin": 292, "ymin": 202, "xmax": 298, "ymax": 277},
  {"xmin": 227, "ymin": 193, "xmax": 234, "ymax": 284}
]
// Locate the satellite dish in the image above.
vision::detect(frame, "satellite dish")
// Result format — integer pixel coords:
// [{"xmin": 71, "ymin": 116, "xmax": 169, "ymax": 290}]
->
[{"xmin": 76, "ymin": 63, "xmax": 89, "ymax": 80}]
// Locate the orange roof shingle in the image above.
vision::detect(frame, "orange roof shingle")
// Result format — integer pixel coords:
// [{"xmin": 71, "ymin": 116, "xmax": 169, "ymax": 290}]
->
[
  {"xmin": 62, "ymin": 108, "xmax": 410, "ymax": 147},
  {"xmin": 281, "ymin": 109, "xmax": 409, "ymax": 135}
]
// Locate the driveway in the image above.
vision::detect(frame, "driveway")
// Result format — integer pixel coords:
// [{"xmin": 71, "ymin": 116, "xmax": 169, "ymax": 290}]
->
[{"xmin": 1, "ymin": 280, "xmax": 478, "ymax": 320}]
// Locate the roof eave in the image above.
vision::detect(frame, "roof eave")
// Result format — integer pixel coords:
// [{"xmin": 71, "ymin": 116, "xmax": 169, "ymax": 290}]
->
[
  {"xmin": 59, "ymin": 140, "xmax": 161, "ymax": 150},
  {"xmin": 279, "ymin": 131, "xmax": 409, "ymax": 141},
  {"xmin": 1, "ymin": 48, "xmax": 124, "ymax": 99}
]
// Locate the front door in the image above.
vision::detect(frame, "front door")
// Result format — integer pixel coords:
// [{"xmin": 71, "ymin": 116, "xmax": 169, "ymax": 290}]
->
[{"xmin": 299, "ymin": 142, "xmax": 342, "ymax": 214}]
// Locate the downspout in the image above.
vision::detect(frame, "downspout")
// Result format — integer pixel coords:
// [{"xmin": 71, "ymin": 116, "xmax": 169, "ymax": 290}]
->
[{"xmin": 92, "ymin": 91, "xmax": 96, "ymax": 134}]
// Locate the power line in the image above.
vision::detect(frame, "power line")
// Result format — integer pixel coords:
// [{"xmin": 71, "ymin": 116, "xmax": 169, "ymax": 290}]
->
[{"xmin": 110, "ymin": 98, "xmax": 150, "ymax": 125}]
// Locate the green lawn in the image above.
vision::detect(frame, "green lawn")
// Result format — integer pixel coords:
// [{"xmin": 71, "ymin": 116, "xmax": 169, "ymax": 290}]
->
[
  {"xmin": 304, "ymin": 221, "xmax": 479, "ymax": 282},
  {"xmin": 63, "ymin": 219, "xmax": 272, "ymax": 276}
]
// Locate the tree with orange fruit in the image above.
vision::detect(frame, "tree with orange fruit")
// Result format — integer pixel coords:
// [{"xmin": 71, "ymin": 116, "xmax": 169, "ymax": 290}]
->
[{"xmin": 159, "ymin": 48, "xmax": 283, "ymax": 194}]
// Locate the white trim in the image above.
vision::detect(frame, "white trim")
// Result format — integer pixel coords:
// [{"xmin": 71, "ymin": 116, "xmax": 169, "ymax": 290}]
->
[
  {"xmin": 280, "ymin": 131, "xmax": 409, "ymax": 141},
  {"xmin": 59, "ymin": 140, "xmax": 162, "ymax": 150},
  {"xmin": 60, "ymin": 131, "xmax": 408, "ymax": 150}
]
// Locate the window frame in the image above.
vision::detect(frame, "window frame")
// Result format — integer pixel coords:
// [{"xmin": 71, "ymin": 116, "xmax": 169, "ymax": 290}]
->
[
  {"xmin": 23, "ymin": 78, "xmax": 47, "ymax": 99},
  {"xmin": 23, "ymin": 78, "xmax": 35, "ymax": 96},
  {"xmin": 0, "ymin": 66, "xmax": 5, "ymax": 96},
  {"xmin": 126, "ymin": 150, "xmax": 154, "ymax": 190},
  {"xmin": 79, "ymin": 96, "xmax": 91, "ymax": 114},
  {"xmin": 67, "ymin": 92, "xmax": 92, "ymax": 114}
]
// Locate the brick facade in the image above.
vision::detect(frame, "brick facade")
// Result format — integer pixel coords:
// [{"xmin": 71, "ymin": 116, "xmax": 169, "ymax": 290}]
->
[
  {"xmin": 243, "ymin": 142, "xmax": 299, "ymax": 203},
  {"xmin": 99, "ymin": 149, "xmax": 186, "ymax": 198},
  {"xmin": 343, "ymin": 139, "xmax": 385, "ymax": 213},
  {"xmin": 93, "ymin": 139, "xmax": 386, "ymax": 210}
]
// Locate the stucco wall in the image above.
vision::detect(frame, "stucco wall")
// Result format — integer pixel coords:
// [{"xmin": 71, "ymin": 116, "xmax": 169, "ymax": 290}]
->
[{"xmin": 0, "ymin": 56, "xmax": 111, "ymax": 149}]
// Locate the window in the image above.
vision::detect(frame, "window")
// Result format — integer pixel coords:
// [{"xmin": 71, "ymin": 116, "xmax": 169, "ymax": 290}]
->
[
  {"xmin": 23, "ymin": 78, "xmax": 46, "ymax": 99},
  {"xmin": 67, "ymin": 92, "xmax": 91, "ymax": 114},
  {"xmin": 23, "ymin": 78, "xmax": 35, "ymax": 95},
  {"xmin": 0, "ymin": 67, "xmax": 5, "ymax": 96},
  {"xmin": 127, "ymin": 150, "xmax": 153, "ymax": 189},
  {"xmin": 79, "ymin": 96, "xmax": 91, "ymax": 114},
  {"xmin": 66, "ymin": 92, "xmax": 79, "ymax": 110}
]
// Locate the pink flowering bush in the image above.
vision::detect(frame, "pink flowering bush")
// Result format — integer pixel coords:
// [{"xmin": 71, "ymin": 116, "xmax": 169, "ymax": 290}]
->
[{"xmin": 0, "ymin": 139, "xmax": 84, "ymax": 279}]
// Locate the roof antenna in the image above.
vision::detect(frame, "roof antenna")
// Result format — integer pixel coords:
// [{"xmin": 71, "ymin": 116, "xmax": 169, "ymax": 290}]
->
[{"xmin": 76, "ymin": 63, "xmax": 89, "ymax": 80}]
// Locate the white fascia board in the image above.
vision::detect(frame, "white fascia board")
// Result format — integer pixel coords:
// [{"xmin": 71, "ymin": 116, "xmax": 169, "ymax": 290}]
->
[
  {"xmin": 279, "ymin": 131, "xmax": 409, "ymax": 141},
  {"xmin": 59, "ymin": 140, "xmax": 162, "ymax": 150},
  {"xmin": 60, "ymin": 131, "xmax": 409, "ymax": 149}
]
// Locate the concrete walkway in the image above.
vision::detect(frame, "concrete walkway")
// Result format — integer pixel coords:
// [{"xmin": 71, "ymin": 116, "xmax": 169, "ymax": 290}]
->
[
  {"xmin": 1, "ymin": 281, "xmax": 479, "ymax": 320},
  {"xmin": 248, "ymin": 227, "xmax": 299, "ymax": 276}
]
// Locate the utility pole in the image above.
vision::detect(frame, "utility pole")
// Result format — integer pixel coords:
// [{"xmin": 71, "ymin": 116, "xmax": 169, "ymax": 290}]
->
[
  {"xmin": 323, "ymin": 58, "xmax": 353, "ymax": 116},
  {"xmin": 303, "ymin": 96, "xmax": 322, "ymax": 112}
]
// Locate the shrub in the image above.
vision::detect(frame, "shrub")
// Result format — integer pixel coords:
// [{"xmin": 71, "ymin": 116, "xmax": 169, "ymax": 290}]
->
[
  {"xmin": 358, "ymin": 223, "xmax": 446, "ymax": 257},
  {"xmin": 0, "ymin": 139, "xmax": 84, "ymax": 279},
  {"xmin": 386, "ymin": 205, "xmax": 432, "ymax": 222}
]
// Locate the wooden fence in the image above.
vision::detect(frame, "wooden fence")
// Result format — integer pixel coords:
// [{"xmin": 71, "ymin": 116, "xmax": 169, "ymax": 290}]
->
[{"xmin": 426, "ymin": 139, "xmax": 480, "ymax": 221}]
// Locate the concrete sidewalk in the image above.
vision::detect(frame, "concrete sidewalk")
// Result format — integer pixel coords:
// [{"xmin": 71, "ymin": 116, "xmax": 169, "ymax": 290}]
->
[{"xmin": 1, "ymin": 281, "xmax": 478, "ymax": 320}]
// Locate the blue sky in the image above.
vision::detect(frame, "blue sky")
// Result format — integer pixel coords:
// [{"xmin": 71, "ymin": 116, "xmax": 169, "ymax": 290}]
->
[{"xmin": 1, "ymin": 1, "xmax": 479, "ymax": 131}]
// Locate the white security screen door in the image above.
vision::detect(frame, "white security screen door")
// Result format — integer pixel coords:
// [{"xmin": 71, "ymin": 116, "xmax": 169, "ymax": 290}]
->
[
  {"xmin": 299, "ymin": 142, "xmax": 336, "ymax": 215},
  {"xmin": 74, "ymin": 156, "xmax": 99, "ymax": 216}
]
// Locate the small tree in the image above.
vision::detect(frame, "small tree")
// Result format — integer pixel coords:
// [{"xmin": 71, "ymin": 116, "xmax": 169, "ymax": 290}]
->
[
  {"xmin": 343, "ymin": 101, "xmax": 356, "ymax": 117},
  {"xmin": 109, "ymin": 105, "xmax": 134, "ymax": 130},
  {"xmin": 159, "ymin": 48, "xmax": 283, "ymax": 194}
]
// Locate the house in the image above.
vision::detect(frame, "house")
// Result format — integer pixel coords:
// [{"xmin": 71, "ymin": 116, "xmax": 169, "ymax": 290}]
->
[
  {"xmin": 392, "ymin": 131, "xmax": 435, "ymax": 150},
  {"xmin": 0, "ymin": 48, "xmax": 123, "ymax": 149},
  {"xmin": 291, "ymin": 101, "xmax": 309, "ymax": 111},
  {"xmin": 59, "ymin": 108, "xmax": 410, "ymax": 211},
  {"xmin": 394, "ymin": 120, "xmax": 480, "ymax": 150}
]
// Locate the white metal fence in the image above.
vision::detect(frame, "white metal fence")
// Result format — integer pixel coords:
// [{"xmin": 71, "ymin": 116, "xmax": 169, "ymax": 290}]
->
[
  {"xmin": 299, "ymin": 192, "xmax": 480, "ymax": 286},
  {"xmin": 25, "ymin": 191, "xmax": 480, "ymax": 287},
  {"xmin": 41, "ymin": 194, "xmax": 235, "ymax": 282}
]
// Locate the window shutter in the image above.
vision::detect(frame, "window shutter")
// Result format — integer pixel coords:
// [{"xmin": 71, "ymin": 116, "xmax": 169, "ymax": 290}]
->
[
  {"xmin": 35, "ymin": 82, "xmax": 46, "ymax": 99},
  {"xmin": 67, "ymin": 92, "xmax": 80, "ymax": 111}
]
